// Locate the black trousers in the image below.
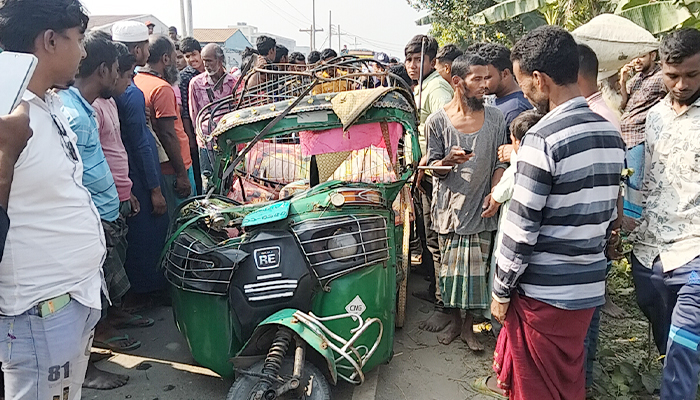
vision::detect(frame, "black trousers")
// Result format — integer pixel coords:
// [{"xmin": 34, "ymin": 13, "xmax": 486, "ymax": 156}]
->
[
  {"xmin": 631, "ymin": 252, "xmax": 671, "ymax": 355},
  {"xmin": 413, "ymin": 176, "xmax": 441, "ymax": 301}
]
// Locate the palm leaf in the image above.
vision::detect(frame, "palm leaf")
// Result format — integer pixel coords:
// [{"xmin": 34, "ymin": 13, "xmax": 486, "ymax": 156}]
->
[{"xmin": 617, "ymin": 1, "xmax": 693, "ymax": 33}]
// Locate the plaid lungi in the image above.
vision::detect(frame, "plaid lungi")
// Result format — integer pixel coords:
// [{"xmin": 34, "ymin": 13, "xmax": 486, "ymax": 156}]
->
[
  {"xmin": 101, "ymin": 214, "xmax": 130, "ymax": 305},
  {"xmin": 438, "ymin": 231, "xmax": 493, "ymax": 310}
]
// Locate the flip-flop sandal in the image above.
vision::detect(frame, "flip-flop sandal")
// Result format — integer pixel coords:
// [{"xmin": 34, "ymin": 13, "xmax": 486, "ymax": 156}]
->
[
  {"xmin": 113, "ymin": 314, "xmax": 155, "ymax": 329},
  {"xmin": 470, "ymin": 377, "xmax": 508, "ymax": 399},
  {"xmin": 411, "ymin": 290, "xmax": 435, "ymax": 303},
  {"xmin": 93, "ymin": 335, "xmax": 141, "ymax": 352}
]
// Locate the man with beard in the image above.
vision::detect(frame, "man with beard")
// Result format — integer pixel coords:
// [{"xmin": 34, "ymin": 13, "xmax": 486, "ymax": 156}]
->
[
  {"xmin": 135, "ymin": 35, "xmax": 194, "ymax": 216},
  {"xmin": 404, "ymin": 34, "xmax": 455, "ymax": 332},
  {"xmin": 426, "ymin": 53, "xmax": 507, "ymax": 350},
  {"xmin": 188, "ymin": 43, "xmax": 237, "ymax": 190},
  {"xmin": 630, "ymin": 28, "xmax": 700, "ymax": 400},
  {"xmin": 476, "ymin": 43, "xmax": 533, "ymax": 162},
  {"xmin": 112, "ymin": 21, "xmax": 170, "ymax": 304},
  {"xmin": 59, "ymin": 32, "xmax": 137, "ymax": 390},
  {"xmin": 490, "ymin": 26, "xmax": 625, "ymax": 400},
  {"xmin": 0, "ymin": 1, "xmax": 104, "ymax": 397}
]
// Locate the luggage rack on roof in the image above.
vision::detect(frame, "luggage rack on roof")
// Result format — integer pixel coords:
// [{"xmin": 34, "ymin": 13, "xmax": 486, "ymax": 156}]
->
[{"xmin": 194, "ymin": 56, "xmax": 412, "ymax": 144}]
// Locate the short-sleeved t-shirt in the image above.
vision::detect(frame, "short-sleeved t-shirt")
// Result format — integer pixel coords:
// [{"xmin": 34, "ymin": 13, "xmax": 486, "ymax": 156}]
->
[
  {"xmin": 426, "ymin": 106, "xmax": 508, "ymax": 236},
  {"xmin": 59, "ymin": 87, "xmax": 120, "ymax": 222},
  {"xmin": 134, "ymin": 72, "xmax": 193, "ymax": 176},
  {"xmin": 93, "ymin": 97, "xmax": 132, "ymax": 202},
  {"xmin": 494, "ymin": 91, "xmax": 533, "ymax": 138}
]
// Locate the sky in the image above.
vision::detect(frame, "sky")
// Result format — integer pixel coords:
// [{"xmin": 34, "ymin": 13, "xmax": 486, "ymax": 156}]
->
[{"xmin": 80, "ymin": 0, "xmax": 431, "ymax": 57}]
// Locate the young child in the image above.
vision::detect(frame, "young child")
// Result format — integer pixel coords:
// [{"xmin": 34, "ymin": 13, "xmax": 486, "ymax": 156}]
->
[
  {"xmin": 486, "ymin": 109, "xmax": 543, "ymax": 335},
  {"xmin": 473, "ymin": 109, "xmax": 543, "ymax": 398}
]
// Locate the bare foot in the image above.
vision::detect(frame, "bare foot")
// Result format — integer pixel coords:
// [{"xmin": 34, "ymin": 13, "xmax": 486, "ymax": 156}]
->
[
  {"xmin": 419, "ymin": 308, "xmax": 452, "ymax": 332},
  {"xmin": 437, "ymin": 310, "xmax": 462, "ymax": 345},
  {"xmin": 460, "ymin": 313, "xmax": 484, "ymax": 351},
  {"xmin": 601, "ymin": 292, "xmax": 629, "ymax": 318},
  {"xmin": 82, "ymin": 361, "xmax": 129, "ymax": 390}
]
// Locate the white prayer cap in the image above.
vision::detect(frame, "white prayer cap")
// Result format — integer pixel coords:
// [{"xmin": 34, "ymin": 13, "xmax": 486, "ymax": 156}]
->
[{"xmin": 112, "ymin": 21, "xmax": 149, "ymax": 43}]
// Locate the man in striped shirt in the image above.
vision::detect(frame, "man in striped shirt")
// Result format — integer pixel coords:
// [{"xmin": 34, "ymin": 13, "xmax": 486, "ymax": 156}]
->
[{"xmin": 489, "ymin": 26, "xmax": 625, "ymax": 400}]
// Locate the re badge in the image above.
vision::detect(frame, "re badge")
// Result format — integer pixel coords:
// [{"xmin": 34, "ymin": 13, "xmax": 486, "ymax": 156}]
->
[
  {"xmin": 345, "ymin": 295, "xmax": 366, "ymax": 315},
  {"xmin": 254, "ymin": 247, "xmax": 281, "ymax": 270}
]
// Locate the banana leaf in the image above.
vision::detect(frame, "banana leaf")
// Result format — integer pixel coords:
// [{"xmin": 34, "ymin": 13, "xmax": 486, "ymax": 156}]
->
[
  {"xmin": 617, "ymin": 1, "xmax": 693, "ymax": 34},
  {"xmin": 415, "ymin": 14, "xmax": 434, "ymax": 26},
  {"xmin": 469, "ymin": 0, "xmax": 549, "ymax": 25}
]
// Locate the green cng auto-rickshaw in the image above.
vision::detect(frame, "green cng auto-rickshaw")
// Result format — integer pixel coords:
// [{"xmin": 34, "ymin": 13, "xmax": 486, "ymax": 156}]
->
[{"xmin": 162, "ymin": 57, "xmax": 419, "ymax": 399}]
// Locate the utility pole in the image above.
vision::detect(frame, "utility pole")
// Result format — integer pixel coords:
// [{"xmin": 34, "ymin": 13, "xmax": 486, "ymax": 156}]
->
[
  {"xmin": 312, "ymin": 0, "xmax": 317, "ymax": 50},
  {"xmin": 299, "ymin": 25, "xmax": 323, "ymax": 51},
  {"xmin": 180, "ymin": 0, "xmax": 187, "ymax": 37},
  {"xmin": 337, "ymin": 24, "xmax": 341, "ymax": 53},
  {"xmin": 328, "ymin": 11, "xmax": 332, "ymax": 52},
  {"xmin": 298, "ymin": 0, "xmax": 323, "ymax": 51},
  {"xmin": 186, "ymin": 0, "xmax": 193, "ymax": 36}
]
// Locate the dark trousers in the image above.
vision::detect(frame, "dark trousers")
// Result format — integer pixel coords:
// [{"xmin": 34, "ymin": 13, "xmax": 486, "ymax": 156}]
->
[
  {"xmin": 584, "ymin": 306, "xmax": 602, "ymax": 387},
  {"xmin": 631, "ymin": 253, "xmax": 671, "ymax": 355},
  {"xmin": 658, "ymin": 256, "xmax": 700, "ymax": 400},
  {"xmin": 413, "ymin": 176, "xmax": 441, "ymax": 301}
]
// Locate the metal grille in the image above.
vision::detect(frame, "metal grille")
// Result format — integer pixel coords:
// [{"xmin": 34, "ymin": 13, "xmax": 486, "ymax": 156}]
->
[
  {"xmin": 164, "ymin": 231, "xmax": 244, "ymax": 296},
  {"xmin": 291, "ymin": 215, "xmax": 389, "ymax": 281}
]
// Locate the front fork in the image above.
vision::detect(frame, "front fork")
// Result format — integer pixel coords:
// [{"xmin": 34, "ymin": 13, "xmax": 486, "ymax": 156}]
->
[{"xmin": 250, "ymin": 327, "xmax": 306, "ymax": 400}]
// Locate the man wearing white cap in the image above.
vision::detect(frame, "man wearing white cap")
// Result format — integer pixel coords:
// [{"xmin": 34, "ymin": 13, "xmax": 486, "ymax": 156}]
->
[{"xmin": 112, "ymin": 21, "xmax": 171, "ymax": 303}]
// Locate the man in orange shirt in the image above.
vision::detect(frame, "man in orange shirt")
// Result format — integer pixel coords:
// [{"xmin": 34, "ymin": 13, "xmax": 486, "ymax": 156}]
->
[{"xmin": 134, "ymin": 35, "xmax": 194, "ymax": 216}]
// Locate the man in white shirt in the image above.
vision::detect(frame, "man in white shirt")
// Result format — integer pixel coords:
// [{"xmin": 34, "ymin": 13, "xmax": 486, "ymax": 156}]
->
[
  {"xmin": 0, "ymin": 1, "xmax": 105, "ymax": 398},
  {"xmin": 631, "ymin": 28, "xmax": 700, "ymax": 400}
]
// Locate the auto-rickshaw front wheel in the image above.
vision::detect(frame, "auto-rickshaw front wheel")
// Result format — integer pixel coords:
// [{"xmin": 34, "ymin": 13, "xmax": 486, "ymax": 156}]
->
[{"xmin": 227, "ymin": 358, "xmax": 331, "ymax": 400}]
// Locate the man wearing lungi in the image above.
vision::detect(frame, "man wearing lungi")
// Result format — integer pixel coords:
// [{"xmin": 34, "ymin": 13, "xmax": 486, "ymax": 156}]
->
[
  {"xmin": 426, "ymin": 53, "xmax": 507, "ymax": 351},
  {"xmin": 491, "ymin": 26, "xmax": 625, "ymax": 399}
]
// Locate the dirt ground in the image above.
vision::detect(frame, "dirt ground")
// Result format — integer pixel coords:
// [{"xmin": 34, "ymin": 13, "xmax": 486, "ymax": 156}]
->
[
  {"xmin": 82, "ymin": 271, "xmax": 498, "ymax": 400},
  {"xmin": 83, "ymin": 258, "xmax": 666, "ymax": 400}
]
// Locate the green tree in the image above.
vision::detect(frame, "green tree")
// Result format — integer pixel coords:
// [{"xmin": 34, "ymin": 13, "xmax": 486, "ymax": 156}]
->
[
  {"xmin": 408, "ymin": 0, "xmax": 533, "ymax": 47},
  {"xmin": 469, "ymin": 0, "xmax": 700, "ymax": 34}
]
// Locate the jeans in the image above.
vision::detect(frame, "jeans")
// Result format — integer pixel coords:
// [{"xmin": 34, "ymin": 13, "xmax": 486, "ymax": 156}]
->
[
  {"xmin": 0, "ymin": 299, "xmax": 100, "ymax": 400},
  {"xmin": 584, "ymin": 306, "xmax": 602, "ymax": 387},
  {"xmin": 623, "ymin": 143, "xmax": 645, "ymax": 219},
  {"xmin": 659, "ymin": 257, "xmax": 700, "ymax": 400}
]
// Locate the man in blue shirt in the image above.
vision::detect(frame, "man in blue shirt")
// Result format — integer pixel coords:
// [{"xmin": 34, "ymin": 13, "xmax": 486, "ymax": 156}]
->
[
  {"xmin": 59, "ymin": 32, "xmax": 136, "ymax": 390},
  {"xmin": 475, "ymin": 43, "xmax": 533, "ymax": 162},
  {"xmin": 112, "ymin": 21, "xmax": 171, "ymax": 299}
]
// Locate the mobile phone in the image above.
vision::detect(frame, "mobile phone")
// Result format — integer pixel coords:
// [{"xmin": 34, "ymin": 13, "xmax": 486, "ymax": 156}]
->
[
  {"xmin": 462, "ymin": 147, "xmax": 473, "ymax": 155},
  {"xmin": 0, "ymin": 51, "xmax": 37, "ymax": 115}
]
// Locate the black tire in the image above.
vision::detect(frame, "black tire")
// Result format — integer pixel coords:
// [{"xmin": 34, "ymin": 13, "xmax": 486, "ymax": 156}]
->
[{"xmin": 226, "ymin": 358, "xmax": 332, "ymax": 400}]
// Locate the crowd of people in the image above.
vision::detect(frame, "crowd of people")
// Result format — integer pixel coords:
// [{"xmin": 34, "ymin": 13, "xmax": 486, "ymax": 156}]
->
[
  {"xmin": 402, "ymin": 24, "xmax": 700, "ymax": 400},
  {"xmin": 0, "ymin": 0, "xmax": 698, "ymax": 399}
]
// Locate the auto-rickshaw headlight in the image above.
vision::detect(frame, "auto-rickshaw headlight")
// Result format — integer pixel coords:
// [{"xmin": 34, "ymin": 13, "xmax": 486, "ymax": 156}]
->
[{"xmin": 327, "ymin": 228, "xmax": 358, "ymax": 260}]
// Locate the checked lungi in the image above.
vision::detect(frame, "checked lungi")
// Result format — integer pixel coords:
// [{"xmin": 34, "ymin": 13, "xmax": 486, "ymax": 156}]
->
[{"xmin": 437, "ymin": 231, "xmax": 493, "ymax": 310}]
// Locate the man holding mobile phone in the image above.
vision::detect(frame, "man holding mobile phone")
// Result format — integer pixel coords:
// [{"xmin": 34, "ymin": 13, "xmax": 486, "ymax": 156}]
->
[{"xmin": 0, "ymin": 1, "xmax": 105, "ymax": 398}]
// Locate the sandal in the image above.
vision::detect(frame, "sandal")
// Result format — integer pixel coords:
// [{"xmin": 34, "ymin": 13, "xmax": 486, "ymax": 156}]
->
[
  {"xmin": 93, "ymin": 335, "xmax": 141, "ymax": 352},
  {"xmin": 470, "ymin": 376, "xmax": 508, "ymax": 399},
  {"xmin": 112, "ymin": 314, "xmax": 155, "ymax": 329}
]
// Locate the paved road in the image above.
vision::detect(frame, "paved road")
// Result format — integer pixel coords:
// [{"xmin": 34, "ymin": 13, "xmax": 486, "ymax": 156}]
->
[{"xmin": 83, "ymin": 272, "xmax": 496, "ymax": 400}]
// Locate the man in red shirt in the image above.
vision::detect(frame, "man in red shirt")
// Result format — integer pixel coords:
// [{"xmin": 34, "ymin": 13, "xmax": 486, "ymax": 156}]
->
[{"xmin": 134, "ymin": 35, "xmax": 194, "ymax": 216}]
